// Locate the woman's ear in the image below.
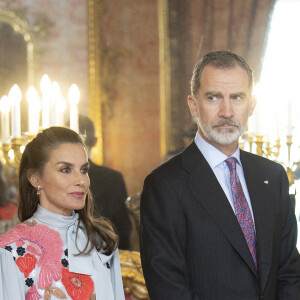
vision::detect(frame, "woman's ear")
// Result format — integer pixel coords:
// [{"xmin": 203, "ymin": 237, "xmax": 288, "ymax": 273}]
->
[{"xmin": 27, "ymin": 169, "xmax": 40, "ymax": 188}]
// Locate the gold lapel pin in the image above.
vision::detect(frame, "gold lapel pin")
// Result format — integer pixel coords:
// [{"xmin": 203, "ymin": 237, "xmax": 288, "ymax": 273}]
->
[{"xmin": 264, "ymin": 180, "xmax": 269, "ymax": 185}]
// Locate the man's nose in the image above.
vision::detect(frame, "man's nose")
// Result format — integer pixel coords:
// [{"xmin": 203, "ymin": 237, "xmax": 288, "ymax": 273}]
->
[{"xmin": 219, "ymin": 99, "xmax": 234, "ymax": 118}]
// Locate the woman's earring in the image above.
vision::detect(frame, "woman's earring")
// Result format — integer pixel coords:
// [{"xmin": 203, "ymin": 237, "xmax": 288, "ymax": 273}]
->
[{"xmin": 37, "ymin": 185, "xmax": 41, "ymax": 195}]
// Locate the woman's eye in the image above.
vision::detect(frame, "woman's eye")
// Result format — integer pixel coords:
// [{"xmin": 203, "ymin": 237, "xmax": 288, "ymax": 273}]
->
[
  {"xmin": 61, "ymin": 167, "xmax": 70, "ymax": 173},
  {"xmin": 81, "ymin": 168, "xmax": 89, "ymax": 174}
]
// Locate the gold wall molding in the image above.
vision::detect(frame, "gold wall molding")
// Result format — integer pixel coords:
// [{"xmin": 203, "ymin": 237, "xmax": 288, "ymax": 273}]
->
[
  {"xmin": 158, "ymin": 0, "xmax": 171, "ymax": 159},
  {"xmin": 87, "ymin": 0, "xmax": 103, "ymax": 164},
  {"xmin": 87, "ymin": 0, "xmax": 130, "ymax": 164}
]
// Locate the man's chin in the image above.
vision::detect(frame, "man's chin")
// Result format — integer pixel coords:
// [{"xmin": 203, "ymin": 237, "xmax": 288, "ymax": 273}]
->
[{"xmin": 207, "ymin": 130, "xmax": 241, "ymax": 146}]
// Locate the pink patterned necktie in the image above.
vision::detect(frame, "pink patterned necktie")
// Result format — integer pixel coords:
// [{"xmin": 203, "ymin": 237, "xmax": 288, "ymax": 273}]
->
[{"xmin": 225, "ymin": 157, "xmax": 257, "ymax": 268}]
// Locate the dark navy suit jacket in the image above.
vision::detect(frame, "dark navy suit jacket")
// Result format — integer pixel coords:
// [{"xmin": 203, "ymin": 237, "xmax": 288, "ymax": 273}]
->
[{"xmin": 140, "ymin": 142, "xmax": 300, "ymax": 299}]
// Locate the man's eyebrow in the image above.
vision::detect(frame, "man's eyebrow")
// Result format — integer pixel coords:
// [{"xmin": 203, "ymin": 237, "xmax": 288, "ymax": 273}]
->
[
  {"xmin": 230, "ymin": 92, "xmax": 247, "ymax": 97},
  {"xmin": 204, "ymin": 91, "xmax": 222, "ymax": 97}
]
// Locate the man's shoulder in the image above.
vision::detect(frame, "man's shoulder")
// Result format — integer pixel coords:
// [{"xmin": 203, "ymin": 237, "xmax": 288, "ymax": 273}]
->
[
  {"xmin": 241, "ymin": 150, "xmax": 285, "ymax": 171},
  {"xmin": 147, "ymin": 143, "xmax": 199, "ymax": 180}
]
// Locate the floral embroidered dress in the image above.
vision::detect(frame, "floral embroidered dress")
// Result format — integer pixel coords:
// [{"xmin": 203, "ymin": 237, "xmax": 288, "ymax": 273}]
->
[{"xmin": 0, "ymin": 205, "xmax": 125, "ymax": 300}]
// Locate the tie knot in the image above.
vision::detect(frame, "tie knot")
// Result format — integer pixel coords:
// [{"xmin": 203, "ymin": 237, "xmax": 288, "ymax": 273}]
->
[{"xmin": 225, "ymin": 157, "xmax": 237, "ymax": 172}]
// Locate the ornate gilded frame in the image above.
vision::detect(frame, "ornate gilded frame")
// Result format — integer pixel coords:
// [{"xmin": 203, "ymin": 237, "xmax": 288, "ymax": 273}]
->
[
  {"xmin": 158, "ymin": 0, "xmax": 171, "ymax": 159},
  {"xmin": 0, "ymin": 7, "xmax": 34, "ymax": 86},
  {"xmin": 87, "ymin": 0, "xmax": 172, "ymax": 163},
  {"xmin": 87, "ymin": 0, "xmax": 103, "ymax": 165}
]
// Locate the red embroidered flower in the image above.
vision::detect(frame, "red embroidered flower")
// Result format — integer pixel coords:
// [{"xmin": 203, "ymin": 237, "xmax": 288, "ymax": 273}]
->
[
  {"xmin": 25, "ymin": 284, "xmax": 41, "ymax": 300},
  {"xmin": 61, "ymin": 268, "xmax": 94, "ymax": 300},
  {"xmin": 0, "ymin": 222, "xmax": 63, "ymax": 289},
  {"xmin": 16, "ymin": 253, "xmax": 37, "ymax": 278}
]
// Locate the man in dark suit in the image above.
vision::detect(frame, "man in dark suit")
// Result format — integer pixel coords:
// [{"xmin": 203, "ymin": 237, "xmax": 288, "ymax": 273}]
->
[
  {"xmin": 79, "ymin": 115, "xmax": 131, "ymax": 249},
  {"xmin": 140, "ymin": 50, "xmax": 300, "ymax": 299}
]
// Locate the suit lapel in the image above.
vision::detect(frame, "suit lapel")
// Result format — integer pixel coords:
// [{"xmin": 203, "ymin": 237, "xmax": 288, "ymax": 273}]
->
[
  {"xmin": 240, "ymin": 151, "xmax": 273, "ymax": 292},
  {"xmin": 182, "ymin": 143, "xmax": 258, "ymax": 277}
]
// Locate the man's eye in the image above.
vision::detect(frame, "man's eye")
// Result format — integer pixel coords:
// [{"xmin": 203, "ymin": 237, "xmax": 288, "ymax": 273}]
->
[
  {"xmin": 208, "ymin": 95, "xmax": 218, "ymax": 101},
  {"xmin": 232, "ymin": 95, "xmax": 242, "ymax": 101}
]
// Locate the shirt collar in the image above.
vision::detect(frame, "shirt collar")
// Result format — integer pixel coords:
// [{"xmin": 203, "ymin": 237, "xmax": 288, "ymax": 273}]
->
[{"xmin": 194, "ymin": 131, "xmax": 241, "ymax": 168}]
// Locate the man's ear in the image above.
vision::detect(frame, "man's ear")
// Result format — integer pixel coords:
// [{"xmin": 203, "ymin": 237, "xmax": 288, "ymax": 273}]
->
[
  {"xmin": 249, "ymin": 95, "xmax": 257, "ymax": 116},
  {"xmin": 27, "ymin": 169, "xmax": 40, "ymax": 188},
  {"xmin": 187, "ymin": 95, "xmax": 198, "ymax": 117}
]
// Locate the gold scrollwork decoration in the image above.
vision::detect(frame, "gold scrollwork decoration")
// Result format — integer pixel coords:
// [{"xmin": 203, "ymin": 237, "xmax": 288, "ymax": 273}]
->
[
  {"xmin": 119, "ymin": 250, "xmax": 149, "ymax": 299},
  {"xmin": 0, "ymin": 5, "xmax": 53, "ymax": 86}
]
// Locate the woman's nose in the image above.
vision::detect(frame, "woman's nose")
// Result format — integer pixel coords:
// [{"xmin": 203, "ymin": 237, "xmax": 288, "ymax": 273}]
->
[{"xmin": 74, "ymin": 172, "xmax": 87, "ymax": 186}]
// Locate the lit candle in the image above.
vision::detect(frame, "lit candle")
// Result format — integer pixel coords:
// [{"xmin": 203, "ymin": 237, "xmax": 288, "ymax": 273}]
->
[
  {"xmin": 40, "ymin": 74, "xmax": 51, "ymax": 129},
  {"xmin": 50, "ymin": 81, "xmax": 61, "ymax": 126},
  {"xmin": 275, "ymin": 108, "xmax": 280, "ymax": 140},
  {"xmin": 252, "ymin": 84, "xmax": 264, "ymax": 136},
  {"xmin": 57, "ymin": 95, "xmax": 66, "ymax": 126},
  {"xmin": 8, "ymin": 84, "xmax": 22, "ymax": 138},
  {"xmin": 68, "ymin": 84, "xmax": 80, "ymax": 132},
  {"xmin": 252, "ymin": 101, "xmax": 264, "ymax": 136},
  {"xmin": 0, "ymin": 96, "xmax": 11, "ymax": 142},
  {"xmin": 287, "ymin": 99, "xmax": 293, "ymax": 136},
  {"xmin": 27, "ymin": 86, "xmax": 41, "ymax": 134}
]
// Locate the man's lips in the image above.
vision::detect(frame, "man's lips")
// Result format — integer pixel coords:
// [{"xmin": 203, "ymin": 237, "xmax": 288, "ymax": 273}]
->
[
  {"xmin": 215, "ymin": 124, "xmax": 237, "ymax": 128},
  {"xmin": 213, "ymin": 120, "xmax": 238, "ymax": 129}
]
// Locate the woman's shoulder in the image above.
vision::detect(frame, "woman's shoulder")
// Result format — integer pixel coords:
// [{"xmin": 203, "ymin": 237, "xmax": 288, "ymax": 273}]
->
[{"xmin": 0, "ymin": 219, "xmax": 63, "ymax": 249}]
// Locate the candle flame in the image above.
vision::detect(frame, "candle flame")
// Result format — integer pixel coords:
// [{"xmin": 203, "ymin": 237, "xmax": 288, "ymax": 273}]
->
[
  {"xmin": 27, "ymin": 86, "xmax": 41, "ymax": 110},
  {"xmin": 40, "ymin": 74, "xmax": 51, "ymax": 93},
  {"xmin": 8, "ymin": 84, "xmax": 22, "ymax": 104},
  {"xmin": 68, "ymin": 84, "xmax": 80, "ymax": 105}
]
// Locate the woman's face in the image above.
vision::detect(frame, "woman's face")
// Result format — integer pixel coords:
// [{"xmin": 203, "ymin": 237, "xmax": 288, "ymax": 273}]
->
[{"xmin": 29, "ymin": 143, "xmax": 90, "ymax": 216}]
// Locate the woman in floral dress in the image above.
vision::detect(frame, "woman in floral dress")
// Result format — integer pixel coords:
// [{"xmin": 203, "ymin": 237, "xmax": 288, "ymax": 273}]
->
[{"xmin": 0, "ymin": 126, "xmax": 125, "ymax": 300}]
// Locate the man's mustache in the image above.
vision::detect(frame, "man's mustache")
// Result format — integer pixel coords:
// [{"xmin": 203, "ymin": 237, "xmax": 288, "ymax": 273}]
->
[{"xmin": 212, "ymin": 119, "xmax": 238, "ymax": 128}]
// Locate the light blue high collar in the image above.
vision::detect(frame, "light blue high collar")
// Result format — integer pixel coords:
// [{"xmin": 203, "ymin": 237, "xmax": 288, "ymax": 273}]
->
[{"xmin": 32, "ymin": 205, "xmax": 79, "ymax": 228}]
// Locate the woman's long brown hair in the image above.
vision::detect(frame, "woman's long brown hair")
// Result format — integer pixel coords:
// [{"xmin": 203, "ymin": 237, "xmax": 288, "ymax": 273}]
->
[{"xmin": 18, "ymin": 126, "xmax": 118, "ymax": 255}]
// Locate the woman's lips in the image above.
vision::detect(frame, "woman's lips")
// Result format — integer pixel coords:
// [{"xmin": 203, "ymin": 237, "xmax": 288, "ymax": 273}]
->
[{"xmin": 70, "ymin": 192, "xmax": 85, "ymax": 198}]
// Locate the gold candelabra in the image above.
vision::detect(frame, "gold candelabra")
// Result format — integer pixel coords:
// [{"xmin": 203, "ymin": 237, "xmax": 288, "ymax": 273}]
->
[
  {"xmin": 0, "ymin": 134, "xmax": 36, "ymax": 169},
  {"xmin": 240, "ymin": 133, "xmax": 299, "ymax": 187}
]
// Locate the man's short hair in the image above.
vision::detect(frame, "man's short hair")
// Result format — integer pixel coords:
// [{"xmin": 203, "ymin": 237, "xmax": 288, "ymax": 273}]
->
[
  {"xmin": 190, "ymin": 50, "xmax": 253, "ymax": 96},
  {"xmin": 78, "ymin": 115, "xmax": 95, "ymax": 148}
]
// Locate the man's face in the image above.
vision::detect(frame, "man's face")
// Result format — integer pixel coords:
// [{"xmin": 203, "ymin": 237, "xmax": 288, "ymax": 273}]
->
[{"xmin": 187, "ymin": 64, "xmax": 255, "ymax": 154}]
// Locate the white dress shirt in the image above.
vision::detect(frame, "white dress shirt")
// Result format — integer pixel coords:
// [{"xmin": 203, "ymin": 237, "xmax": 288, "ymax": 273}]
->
[{"xmin": 194, "ymin": 131, "xmax": 255, "ymax": 222}]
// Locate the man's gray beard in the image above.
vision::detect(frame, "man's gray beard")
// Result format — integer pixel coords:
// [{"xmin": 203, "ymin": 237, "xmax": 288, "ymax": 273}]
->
[{"xmin": 199, "ymin": 120, "xmax": 247, "ymax": 146}]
